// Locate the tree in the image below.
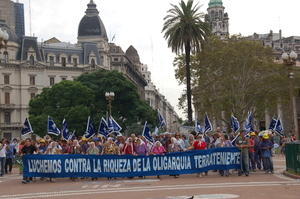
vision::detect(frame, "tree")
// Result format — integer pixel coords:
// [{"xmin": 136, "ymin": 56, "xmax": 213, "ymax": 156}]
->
[
  {"xmin": 28, "ymin": 69, "xmax": 157, "ymax": 137},
  {"xmin": 175, "ymin": 35, "xmax": 291, "ymax": 126},
  {"xmin": 162, "ymin": 0, "xmax": 211, "ymax": 125},
  {"xmin": 29, "ymin": 81, "xmax": 95, "ymax": 137}
]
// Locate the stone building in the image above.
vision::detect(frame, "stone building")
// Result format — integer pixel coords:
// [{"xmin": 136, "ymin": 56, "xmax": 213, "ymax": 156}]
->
[{"xmin": 0, "ymin": 0, "xmax": 179, "ymax": 140}]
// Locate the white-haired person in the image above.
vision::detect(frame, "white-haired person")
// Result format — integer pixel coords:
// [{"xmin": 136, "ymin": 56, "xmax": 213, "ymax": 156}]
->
[
  {"xmin": 151, "ymin": 141, "xmax": 166, "ymax": 179},
  {"xmin": 185, "ymin": 134, "xmax": 207, "ymax": 177},
  {"xmin": 168, "ymin": 137, "xmax": 183, "ymax": 178},
  {"xmin": 101, "ymin": 137, "xmax": 120, "ymax": 180},
  {"xmin": 45, "ymin": 141, "xmax": 61, "ymax": 182}
]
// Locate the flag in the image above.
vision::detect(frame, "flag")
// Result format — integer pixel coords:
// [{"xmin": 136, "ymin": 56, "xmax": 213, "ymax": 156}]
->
[
  {"xmin": 98, "ymin": 117, "xmax": 109, "ymax": 138},
  {"xmin": 111, "ymin": 117, "xmax": 122, "ymax": 132},
  {"xmin": 196, "ymin": 118, "xmax": 202, "ymax": 133},
  {"xmin": 158, "ymin": 110, "xmax": 166, "ymax": 128},
  {"xmin": 274, "ymin": 115, "xmax": 283, "ymax": 135},
  {"xmin": 231, "ymin": 133, "xmax": 240, "ymax": 146},
  {"xmin": 47, "ymin": 116, "xmax": 60, "ymax": 136},
  {"xmin": 112, "ymin": 34, "xmax": 115, "ymax": 41},
  {"xmin": 204, "ymin": 114, "xmax": 212, "ymax": 134},
  {"xmin": 61, "ymin": 119, "xmax": 70, "ymax": 140},
  {"xmin": 268, "ymin": 117, "xmax": 277, "ymax": 131},
  {"xmin": 21, "ymin": 117, "xmax": 34, "ymax": 136},
  {"xmin": 68, "ymin": 130, "xmax": 75, "ymax": 140},
  {"xmin": 153, "ymin": 126, "xmax": 159, "ymax": 136},
  {"xmin": 231, "ymin": 114, "xmax": 240, "ymax": 133},
  {"xmin": 244, "ymin": 111, "xmax": 254, "ymax": 133},
  {"xmin": 106, "ymin": 112, "xmax": 114, "ymax": 133},
  {"xmin": 142, "ymin": 121, "xmax": 154, "ymax": 144},
  {"xmin": 84, "ymin": 117, "xmax": 95, "ymax": 139}
]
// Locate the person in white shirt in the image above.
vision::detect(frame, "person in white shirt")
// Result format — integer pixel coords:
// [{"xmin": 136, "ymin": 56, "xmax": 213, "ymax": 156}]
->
[{"xmin": 0, "ymin": 139, "xmax": 8, "ymax": 177}]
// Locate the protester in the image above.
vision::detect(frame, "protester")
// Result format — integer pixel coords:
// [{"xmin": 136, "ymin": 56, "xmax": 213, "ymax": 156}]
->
[
  {"xmin": 0, "ymin": 139, "xmax": 7, "ymax": 177},
  {"xmin": 5, "ymin": 140, "xmax": 13, "ymax": 174},
  {"xmin": 122, "ymin": 137, "xmax": 136, "ymax": 156},
  {"xmin": 236, "ymin": 130, "xmax": 250, "ymax": 177},
  {"xmin": 249, "ymin": 132, "xmax": 256, "ymax": 172},
  {"xmin": 21, "ymin": 138, "xmax": 37, "ymax": 183},
  {"xmin": 258, "ymin": 134, "xmax": 274, "ymax": 174},
  {"xmin": 169, "ymin": 137, "xmax": 183, "ymax": 178}
]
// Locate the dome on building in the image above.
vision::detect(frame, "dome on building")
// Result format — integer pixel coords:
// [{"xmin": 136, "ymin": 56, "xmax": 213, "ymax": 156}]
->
[
  {"xmin": 77, "ymin": 0, "xmax": 107, "ymax": 38},
  {"xmin": 0, "ymin": 19, "xmax": 19, "ymax": 43},
  {"xmin": 208, "ymin": 0, "xmax": 223, "ymax": 7},
  {"xmin": 126, "ymin": 45, "xmax": 141, "ymax": 64}
]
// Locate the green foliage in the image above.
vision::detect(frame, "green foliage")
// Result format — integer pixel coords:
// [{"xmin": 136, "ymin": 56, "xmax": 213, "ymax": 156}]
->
[
  {"xmin": 28, "ymin": 69, "xmax": 157, "ymax": 137},
  {"xmin": 162, "ymin": 0, "xmax": 211, "ymax": 125},
  {"xmin": 174, "ymin": 35, "xmax": 293, "ymax": 124}
]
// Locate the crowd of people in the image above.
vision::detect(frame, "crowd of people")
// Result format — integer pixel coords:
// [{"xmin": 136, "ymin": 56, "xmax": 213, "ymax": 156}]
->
[{"xmin": 0, "ymin": 127, "xmax": 297, "ymax": 184}]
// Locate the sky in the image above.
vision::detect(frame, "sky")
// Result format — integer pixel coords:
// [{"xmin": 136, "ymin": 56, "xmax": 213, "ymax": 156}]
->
[{"xmin": 16, "ymin": 0, "xmax": 300, "ymax": 120}]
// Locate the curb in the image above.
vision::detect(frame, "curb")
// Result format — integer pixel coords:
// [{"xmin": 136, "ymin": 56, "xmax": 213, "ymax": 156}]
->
[{"xmin": 283, "ymin": 171, "xmax": 300, "ymax": 179}]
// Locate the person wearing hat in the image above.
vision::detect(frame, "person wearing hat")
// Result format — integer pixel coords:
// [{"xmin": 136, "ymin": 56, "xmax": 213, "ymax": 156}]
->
[
  {"xmin": 80, "ymin": 137, "xmax": 90, "ymax": 154},
  {"xmin": 249, "ymin": 132, "xmax": 257, "ymax": 172},
  {"xmin": 236, "ymin": 130, "xmax": 251, "ymax": 177},
  {"xmin": 94, "ymin": 138, "xmax": 103, "ymax": 154},
  {"xmin": 38, "ymin": 139, "xmax": 47, "ymax": 154},
  {"xmin": 258, "ymin": 134, "xmax": 274, "ymax": 174}
]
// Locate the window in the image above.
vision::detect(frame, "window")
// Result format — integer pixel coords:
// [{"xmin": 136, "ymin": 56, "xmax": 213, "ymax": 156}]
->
[
  {"xmin": 91, "ymin": 59, "xmax": 95, "ymax": 68},
  {"xmin": 4, "ymin": 112, "xmax": 10, "ymax": 123},
  {"xmin": 5, "ymin": 93, "xmax": 10, "ymax": 104},
  {"xmin": 114, "ymin": 58, "xmax": 118, "ymax": 61},
  {"xmin": 3, "ymin": 51, "xmax": 8, "ymax": 63},
  {"xmin": 73, "ymin": 58, "xmax": 77, "ymax": 67},
  {"xmin": 30, "ymin": 55, "xmax": 34, "ymax": 65},
  {"xmin": 62, "ymin": 78, "xmax": 66, "ymax": 81},
  {"xmin": 30, "ymin": 93, "xmax": 35, "ymax": 99},
  {"xmin": 30, "ymin": 76, "xmax": 35, "ymax": 85},
  {"xmin": 4, "ymin": 75, "xmax": 9, "ymax": 84},
  {"xmin": 50, "ymin": 77, "xmax": 55, "ymax": 86},
  {"xmin": 61, "ymin": 57, "xmax": 66, "ymax": 67},
  {"xmin": 50, "ymin": 56, "xmax": 54, "ymax": 66},
  {"xmin": 3, "ymin": 133, "xmax": 12, "ymax": 141}
]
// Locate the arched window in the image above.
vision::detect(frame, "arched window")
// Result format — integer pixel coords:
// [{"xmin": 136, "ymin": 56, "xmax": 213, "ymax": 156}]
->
[
  {"xmin": 3, "ymin": 51, "xmax": 8, "ymax": 63},
  {"xmin": 30, "ymin": 55, "xmax": 34, "ymax": 65},
  {"xmin": 91, "ymin": 59, "xmax": 95, "ymax": 68}
]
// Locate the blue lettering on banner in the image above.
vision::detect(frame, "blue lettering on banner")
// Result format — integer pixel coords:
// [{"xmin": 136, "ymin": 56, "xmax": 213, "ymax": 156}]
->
[{"xmin": 22, "ymin": 147, "xmax": 241, "ymax": 178}]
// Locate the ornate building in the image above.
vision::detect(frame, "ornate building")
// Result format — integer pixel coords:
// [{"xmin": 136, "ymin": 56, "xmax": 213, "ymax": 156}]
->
[
  {"xmin": 206, "ymin": 0, "xmax": 229, "ymax": 40},
  {"xmin": 0, "ymin": 0, "xmax": 178, "ymax": 140}
]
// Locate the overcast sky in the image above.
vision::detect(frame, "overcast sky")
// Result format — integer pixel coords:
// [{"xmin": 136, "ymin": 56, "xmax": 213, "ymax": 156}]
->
[{"xmin": 16, "ymin": 0, "xmax": 300, "ymax": 120}]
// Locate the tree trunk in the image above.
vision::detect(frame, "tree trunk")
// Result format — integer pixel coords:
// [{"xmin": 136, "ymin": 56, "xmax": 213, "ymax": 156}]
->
[{"xmin": 185, "ymin": 42, "xmax": 193, "ymax": 126}]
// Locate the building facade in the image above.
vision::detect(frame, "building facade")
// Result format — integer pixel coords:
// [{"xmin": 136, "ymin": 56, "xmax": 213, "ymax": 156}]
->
[{"xmin": 0, "ymin": 0, "xmax": 179, "ymax": 140}]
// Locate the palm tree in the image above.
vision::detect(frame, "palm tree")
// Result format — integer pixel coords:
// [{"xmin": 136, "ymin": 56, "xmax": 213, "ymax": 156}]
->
[{"xmin": 162, "ymin": 0, "xmax": 210, "ymax": 125}]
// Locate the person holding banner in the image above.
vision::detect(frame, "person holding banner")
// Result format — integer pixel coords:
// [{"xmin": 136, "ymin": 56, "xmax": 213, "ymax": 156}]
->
[
  {"xmin": 168, "ymin": 137, "xmax": 183, "ymax": 178},
  {"xmin": 45, "ymin": 142, "xmax": 61, "ymax": 182},
  {"xmin": 185, "ymin": 134, "xmax": 207, "ymax": 177},
  {"xmin": 102, "ymin": 137, "xmax": 120, "ymax": 155},
  {"xmin": 21, "ymin": 138, "xmax": 37, "ymax": 184},
  {"xmin": 122, "ymin": 138, "xmax": 136, "ymax": 156},
  {"xmin": 80, "ymin": 138, "xmax": 90, "ymax": 154},
  {"xmin": 236, "ymin": 130, "xmax": 250, "ymax": 177}
]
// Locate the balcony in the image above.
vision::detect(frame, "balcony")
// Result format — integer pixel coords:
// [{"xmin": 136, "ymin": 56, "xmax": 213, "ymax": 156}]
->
[
  {"xmin": 0, "ymin": 122, "xmax": 22, "ymax": 130},
  {"xmin": 0, "ymin": 104, "xmax": 16, "ymax": 111}
]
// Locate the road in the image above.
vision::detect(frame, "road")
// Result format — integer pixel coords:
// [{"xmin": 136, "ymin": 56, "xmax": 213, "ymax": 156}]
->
[{"xmin": 0, "ymin": 156, "xmax": 299, "ymax": 199}]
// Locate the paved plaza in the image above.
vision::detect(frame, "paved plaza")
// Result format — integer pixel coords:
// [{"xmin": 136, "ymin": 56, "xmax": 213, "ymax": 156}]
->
[{"xmin": 0, "ymin": 156, "xmax": 299, "ymax": 199}]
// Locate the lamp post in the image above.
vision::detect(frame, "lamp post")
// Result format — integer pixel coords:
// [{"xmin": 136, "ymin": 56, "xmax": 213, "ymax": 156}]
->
[
  {"xmin": 282, "ymin": 51, "xmax": 298, "ymax": 139},
  {"xmin": 105, "ymin": 92, "xmax": 115, "ymax": 116}
]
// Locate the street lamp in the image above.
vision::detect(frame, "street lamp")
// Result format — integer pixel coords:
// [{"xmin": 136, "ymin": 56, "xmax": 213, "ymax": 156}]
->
[
  {"xmin": 105, "ymin": 92, "xmax": 115, "ymax": 116},
  {"xmin": 282, "ymin": 51, "xmax": 298, "ymax": 139},
  {"xmin": 0, "ymin": 27, "xmax": 9, "ymax": 54}
]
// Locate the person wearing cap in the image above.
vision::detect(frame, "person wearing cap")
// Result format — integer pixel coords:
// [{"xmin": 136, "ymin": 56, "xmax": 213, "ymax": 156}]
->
[
  {"xmin": 93, "ymin": 138, "xmax": 103, "ymax": 154},
  {"xmin": 249, "ymin": 132, "xmax": 256, "ymax": 172},
  {"xmin": 80, "ymin": 137, "xmax": 90, "ymax": 154},
  {"xmin": 38, "ymin": 139, "xmax": 47, "ymax": 154},
  {"xmin": 258, "ymin": 134, "xmax": 274, "ymax": 174},
  {"xmin": 236, "ymin": 130, "xmax": 251, "ymax": 177}
]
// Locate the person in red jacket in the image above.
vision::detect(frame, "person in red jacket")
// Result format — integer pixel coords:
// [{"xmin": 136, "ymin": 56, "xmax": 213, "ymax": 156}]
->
[
  {"xmin": 185, "ymin": 134, "xmax": 207, "ymax": 177},
  {"xmin": 122, "ymin": 137, "xmax": 136, "ymax": 156}
]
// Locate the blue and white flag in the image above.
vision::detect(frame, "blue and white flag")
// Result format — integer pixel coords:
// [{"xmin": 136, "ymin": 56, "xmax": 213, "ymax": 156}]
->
[
  {"xmin": 68, "ymin": 131, "xmax": 75, "ymax": 140},
  {"xmin": 230, "ymin": 114, "xmax": 240, "ymax": 133},
  {"xmin": 21, "ymin": 117, "xmax": 34, "ymax": 136},
  {"xmin": 61, "ymin": 119, "xmax": 70, "ymax": 140},
  {"xmin": 47, "ymin": 116, "xmax": 60, "ymax": 136},
  {"xmin": 98, "ymin": 117, "xmax": 109, "ymax": 138},
  {"xmin": 231, "ymin": 133, "xmax": 240, "ymax": 146},
  {"xmin": 153, "ymin": 126, "xmax": 159, "ymax": 136},
  {"xmin": 268, "ymin": 117, "xmax": 277, "ymax": 131},
  {"xmin": 84, "ymin": 117, "xmax": 95, "ymax": 139},
  {"xmin": 158, "ymin": 110, "xmax": 166, "ymax": 128},
  {"xmin": 111, "ymin": 117, "xmax": 122, "ymax": 132},
  {"xmin": 142, "ymin": 121, "xmax": 154, "ymax": 144},
  {"xmin": 196, "ymin": 118, "xmax": 202, "ymax": 133},
  {"xmin": 106, "ymin": 112, "xmax": 114, "ymax": 133},
  {"xmin": 204, "ymin": 114, "xmax": 212, "ymax": 134},
  {"xmin": 274, "ymin": 115, "xmax": 283, "ymax": 135},
  {"xmin": 244, "ymin": 111, "xmax": 254, "ymax": 133}
]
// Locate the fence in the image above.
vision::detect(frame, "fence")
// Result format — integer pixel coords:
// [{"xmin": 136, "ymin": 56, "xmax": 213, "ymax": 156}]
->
[{"xmin": 285, "ymin": 142, "xmax": 300, "ymax": 174}]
